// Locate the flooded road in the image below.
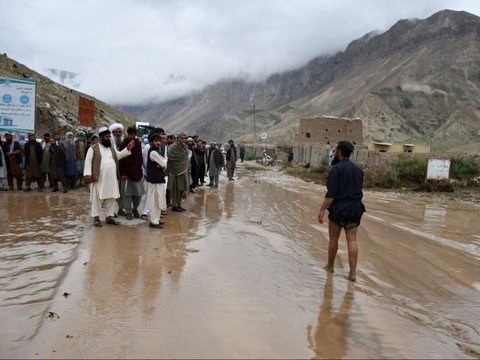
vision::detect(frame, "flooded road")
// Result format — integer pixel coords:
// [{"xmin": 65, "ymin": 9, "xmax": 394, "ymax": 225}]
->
[
  {"xmin": 0, "ymin": 190, "xmax": 90, "ymax": 353},
  {"xmin": 1, "ymin": 163, "xmax": 480, "ymax": 358}
]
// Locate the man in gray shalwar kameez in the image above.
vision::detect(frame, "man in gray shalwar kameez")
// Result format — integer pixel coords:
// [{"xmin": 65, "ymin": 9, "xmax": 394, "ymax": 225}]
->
[{"xmin": 207, "ymin": 142, "xmax": 225, "ymax": 188}]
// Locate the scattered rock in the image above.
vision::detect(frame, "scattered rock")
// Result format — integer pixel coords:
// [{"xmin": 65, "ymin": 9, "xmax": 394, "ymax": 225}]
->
[
  {"xmin": 66, "ymin": 335, "xmax": 74, "ymax": 339},
  {"xmin": 46, "ymin": 312, "xmax": 60, "ymax": 320},
  {"xmin": 63, "ymin": 292, "xmax": 71, "ymax": 298},
  {"xmin": 186, "ymin": 248, "xmax": 199, "ymax": 253},
  {"xmin": 167, "ymin": 270, "xmax": 172, "ymax": 274},
  {"xmin": 83, "ymin": 262, "xmax": 88, "ymax": 266},
  {"xmin": 248, "ymin": 220, "xmax": 262, "ymax": 225}
]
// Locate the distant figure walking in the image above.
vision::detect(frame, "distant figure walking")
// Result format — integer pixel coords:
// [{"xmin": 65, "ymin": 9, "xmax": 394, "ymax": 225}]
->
[
  {"xmin": 287, "ymin": 149, "xmax": 294, "ymax": 164},
  {"xmin": 226, "ymin": 139, "xmax": 237, "ymax": 181},
  {"xmin": 239, "ymin": 143, "xmax": 246, "ymax": 163},
  {"xmin": 318, "ymin": 141, "xmax": 365, "ymax": 282}
]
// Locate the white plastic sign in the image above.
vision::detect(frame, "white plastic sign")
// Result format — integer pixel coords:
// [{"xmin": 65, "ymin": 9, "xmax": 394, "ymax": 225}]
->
[{"xmin": 427, "ymin": 159, "xmax": 450, "ymax": 180}]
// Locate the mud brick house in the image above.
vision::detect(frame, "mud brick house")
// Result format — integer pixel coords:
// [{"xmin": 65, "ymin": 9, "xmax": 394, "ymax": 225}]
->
[
  {"xmin": 295, "ymin": 116, "xmax": 363, "ymax": 146},
  {"xmin": 292, "ymin": 116, "xmax": 374, "ymax": 166}
]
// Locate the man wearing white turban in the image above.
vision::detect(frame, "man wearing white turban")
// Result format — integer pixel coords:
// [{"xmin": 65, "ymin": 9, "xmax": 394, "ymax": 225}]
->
[
  {"xmin": 108, "ymin": 122, "xmax": 126, "ymax": 215},
  {"xmin": 109, "ymin": 123, "xmax": 124, "ymax": 151}
]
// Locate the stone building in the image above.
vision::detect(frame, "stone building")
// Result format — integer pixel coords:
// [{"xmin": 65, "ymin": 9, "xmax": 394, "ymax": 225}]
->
[
  {"xmin": 295, "ymin": 116, "xmax": 363, "ymax": 146},
  {"xmin": 293, "ymin": 116, "xmax": 368, "ymax": 167}
]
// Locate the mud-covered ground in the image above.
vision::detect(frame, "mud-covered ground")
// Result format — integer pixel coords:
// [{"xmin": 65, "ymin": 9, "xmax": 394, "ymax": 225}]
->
[{"xmin": 1, "ymin": 163, "xmax": 479, "ymax": 358}]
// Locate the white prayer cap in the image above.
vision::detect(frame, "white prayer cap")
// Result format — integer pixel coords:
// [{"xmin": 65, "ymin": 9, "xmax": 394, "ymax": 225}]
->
[
  {"xmin": 109, "ymin": 123, "xmax": 124, "ymax": 132},
  {"xmin": 187, "ymin": 137, "xmax": 194, "ymax": 142},
  {"xmin": 98, "ymin": 127, "xmax": 110, "ymax": 136}
]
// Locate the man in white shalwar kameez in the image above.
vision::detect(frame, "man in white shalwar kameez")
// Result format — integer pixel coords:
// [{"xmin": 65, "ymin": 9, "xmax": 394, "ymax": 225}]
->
[
  {"xmin": 84, "ymin": 127, "xmax": 135, "ymax": 227},
  {"xmin": 145, "ymin": 133, "xmax": 167, "ymax": 228},
  {"xmin": 109, "ymin": 122, "xmax": 126, "ymax": 216}
]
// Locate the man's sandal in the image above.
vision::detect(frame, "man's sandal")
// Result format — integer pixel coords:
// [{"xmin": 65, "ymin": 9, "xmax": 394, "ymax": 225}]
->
[
  {"xmin": 94, "ymin": 220, "xmax": 103, "ymax": 227},
  {"xmin": 105, "ymin": 218, "xmax": 120, "ymax": 225}
]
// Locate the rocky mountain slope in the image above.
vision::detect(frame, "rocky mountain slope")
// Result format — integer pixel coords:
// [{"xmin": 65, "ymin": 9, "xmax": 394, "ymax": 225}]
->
[
  {"xmin": 118, "ymin": 10, "xmax": 480, "ymax": 145},
  {"xmin": 0, "ymin": 54, "xmax": 135, "ymax": 136}
]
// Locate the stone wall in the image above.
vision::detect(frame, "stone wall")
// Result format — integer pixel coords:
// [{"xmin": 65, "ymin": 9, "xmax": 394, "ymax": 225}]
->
[
  {"xmin": 291, "ymin": 145, "xmax": 467, "ymax": 169},
  {"xmin": 293, "ymin": 144, "xmax": 385, "ymax": 167}
]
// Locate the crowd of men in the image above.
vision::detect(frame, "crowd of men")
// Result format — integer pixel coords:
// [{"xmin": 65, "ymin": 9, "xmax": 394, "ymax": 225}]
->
[
  {"xmin": 0, "ymin": 123, "xmax": 239, "ymax": 229},
  {"xmin": 0, "ymin": 130, "xmax": 97, "ymax": 192}
]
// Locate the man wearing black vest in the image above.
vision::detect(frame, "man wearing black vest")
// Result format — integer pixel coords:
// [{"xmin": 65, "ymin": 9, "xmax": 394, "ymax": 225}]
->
[{"xmin": 145, "ymin": 133, "xmax": 167, "ymax": 228}]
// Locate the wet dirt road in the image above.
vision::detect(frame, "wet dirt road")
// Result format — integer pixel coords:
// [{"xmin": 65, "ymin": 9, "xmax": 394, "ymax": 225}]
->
[{"xmin": 1, "ymin": 163, "xmax": 480, "ymax": 358}]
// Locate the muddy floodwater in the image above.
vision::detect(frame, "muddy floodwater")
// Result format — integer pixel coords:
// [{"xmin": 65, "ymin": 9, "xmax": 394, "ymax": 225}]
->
[{"xmin": 1, "ymin": 164, "xmax": 479, "ymax": 359}]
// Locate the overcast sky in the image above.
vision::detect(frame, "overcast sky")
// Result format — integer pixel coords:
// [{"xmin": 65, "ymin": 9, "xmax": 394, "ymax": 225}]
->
[{"xmin": 1, "ymin": 0, "xmax": 480, "ymax": 106}]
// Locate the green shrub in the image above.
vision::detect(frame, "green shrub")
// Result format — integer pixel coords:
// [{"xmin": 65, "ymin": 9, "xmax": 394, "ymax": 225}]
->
[
  {"xmin": 376, "ymin": 169, "xmax": 400, "ymax": 188},
  {"xmin": 450, "ymin": 156, "xmax": 480, "ymax": 180},
  {"xmin": 284, "ymin": 164, "xmax": 308, "ymax": 174},
  {"xmin": 244, "ymin": 154, "xmax": 254, "ymax": 161},
  {"xmin": 395, "ymin": 156, "xmax": 427, "ymax": 183},
  {"xmin": 363, "ymin": 166, "xmax": 399, "ymax": 188},
  {"xmin": 310, "ymin": 159, "xmax": 329, "ymax": 174},
  {"xmin": 310, "ymin": 165, "xmax": 325, "ymax": 173}
]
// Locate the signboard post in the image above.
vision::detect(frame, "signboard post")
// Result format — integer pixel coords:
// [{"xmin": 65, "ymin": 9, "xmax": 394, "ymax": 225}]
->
[
  {"xmin": 0, "ymin": 76, "xmax": 36, "ymax": 133},
  {"xmin": 426, "ymin": 159, "xmax": 450, "ymax": 180}
]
